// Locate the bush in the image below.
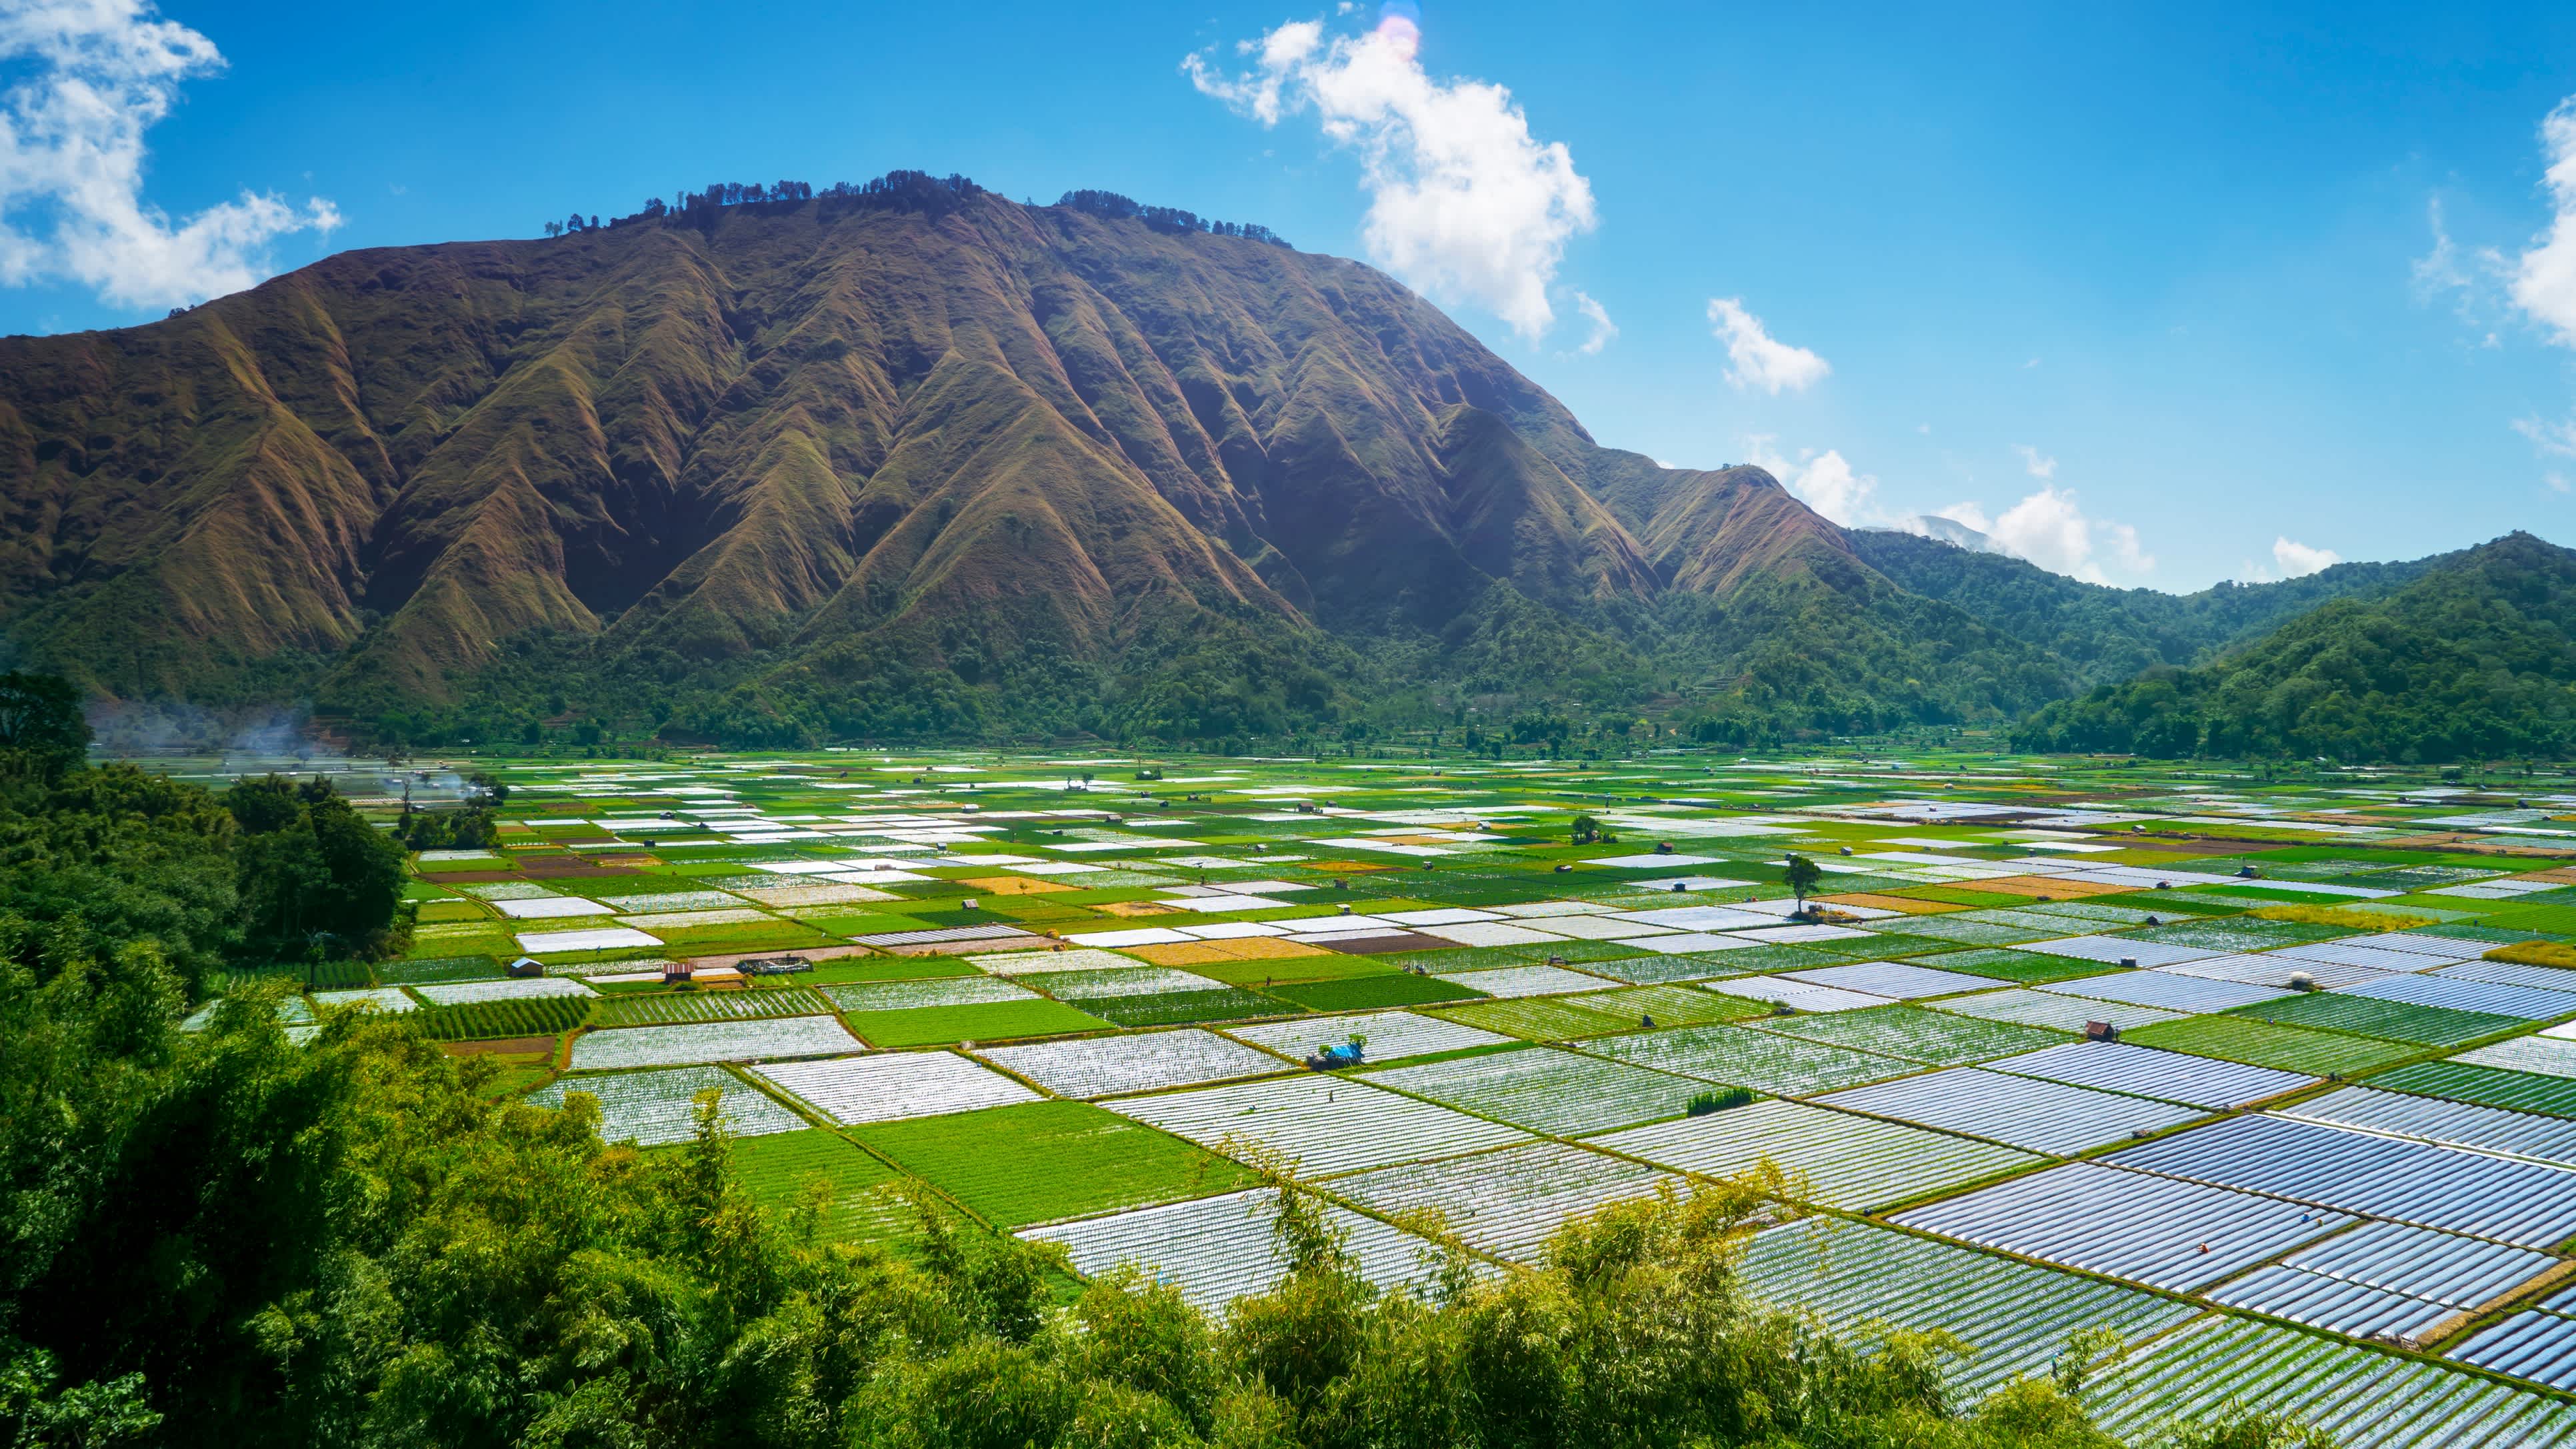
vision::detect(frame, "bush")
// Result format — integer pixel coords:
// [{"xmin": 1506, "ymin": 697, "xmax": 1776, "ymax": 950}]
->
[{"xmin": 1687, "ymin": 1087, "xmax": 1757, "ymax": 1116}]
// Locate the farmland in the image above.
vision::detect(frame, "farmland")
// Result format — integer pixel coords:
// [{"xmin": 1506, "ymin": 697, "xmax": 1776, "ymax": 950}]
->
[{"xmin": 163, "ymin": 740, "xmax": 2576, "ymax": 1440}]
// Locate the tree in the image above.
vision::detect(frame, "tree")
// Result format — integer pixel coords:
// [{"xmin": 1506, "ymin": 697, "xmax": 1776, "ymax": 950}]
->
[
  {"xmin": 0, "ymin": 672, "xmax": 90, "ymax": 784},
  {"xmin": 226, "ymin": 777, "xmax": 407, "ymax": 962},
  {"xmin": 1783, "ymin": 852, "xmax": 1823, "ymax": 916}
]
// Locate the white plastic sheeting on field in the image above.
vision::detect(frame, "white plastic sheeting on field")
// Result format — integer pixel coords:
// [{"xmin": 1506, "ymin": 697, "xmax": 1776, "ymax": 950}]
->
[{"xmin": 1893, "ymin": 1161, "xmax": 2347, "ymax": 1292}]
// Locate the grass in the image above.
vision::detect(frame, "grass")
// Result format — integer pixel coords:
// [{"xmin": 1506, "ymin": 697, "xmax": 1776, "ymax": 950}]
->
[
  {"xmin": 1749, "ymin": 1005, "xmax": 2067, "ymax": 1066},
  {"xmin": 1907, "ymin": 948, "xmax": 2107, "ymax": 985},
  {"xmin": 2248, "ymin": 904, "xmax": 2441, "ymax": 931},
  {"xmin": 374, "ymin": 956, "xmax": 503, "ymax": 984},
  {"xmin": 1083, "ymin": 988, "xmax": 1301, "ymax": 1028},
  {"xmin": 2487, "ymin": 940, "xmax": 2576, "ymax": 969},
  {"xmin": 846, "ymin": 999, "xmax": 1113, "ymax": 1048},
  {"xmin": 1561, "ymin": 984, "xmax": 1767, "ymax": 1027},
  {"xmin": 1186, "ymin": 954, "xmax": 1387, "ymax": 987},
  {"xmin": 853, "ymin": 1100, "xmax": 1251, "ymax": 1228},
  {"xmin": 1425, "ymin": 998, "xmax": 1637, "ymax": 1041},
  {"xmin": 2223, "ymin": 993, "xmax": 2522, "ymax": 1048},
  {"xmin": 728, "ymin": 1130, "xmax": 909, "ymax": 1243},
  {"xmin": 2369, "ymin": 1060, "xmax": 2576, "ymax": 1118},
  {"xmin": 421, "ymin": 995, "xmax": 594, "ymax": 1041},
  {"xmin": 651, "ymin": 922, "xmax": 837, "ymax": 953},
  {"xmin": 2123, "ymin": 1016, "xmax": 2417, "ymax": 1076},
  {"xmin": 1267, "ymin": 974, "xmax": 1485, "ymax": 1011}
]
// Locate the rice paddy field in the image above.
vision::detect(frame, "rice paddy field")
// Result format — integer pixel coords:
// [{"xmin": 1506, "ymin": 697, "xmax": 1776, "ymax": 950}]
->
[{"xmin": 184, "ymin": 742, "xmax": 2576, "ymax": 1442}]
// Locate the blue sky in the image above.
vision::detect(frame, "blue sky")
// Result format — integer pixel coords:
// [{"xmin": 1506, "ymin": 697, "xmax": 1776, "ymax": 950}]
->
[{"xmin": 5, "ymin": 1, "xmax": 2576, "ymax": 589}]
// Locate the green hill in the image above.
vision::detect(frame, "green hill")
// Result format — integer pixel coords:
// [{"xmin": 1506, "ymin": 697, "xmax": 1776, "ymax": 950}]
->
[
  {"xmin": 2010, "ymin": 532, "xmax": 2576, "ymax": 762},
  {"xmin": 1848, "ymin": 529, "xmax": 2437, "ymax": 687}
]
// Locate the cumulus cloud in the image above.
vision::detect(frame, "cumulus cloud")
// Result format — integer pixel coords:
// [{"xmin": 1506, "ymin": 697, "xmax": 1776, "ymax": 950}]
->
[
  {"xmin": 2511, "ymin": 99, "xmax": 2576, "ymax": 347},
  {"xmin": 1744, "ymin": 435, "xmax": 1887, "ymax": 527},
  {"xmin": 1186, "ymin": 12, "xmax": 1595, "ymax": 340},
  {"xmin": 1975, "ymin": 486, "xmax": 2152, "ymax": 585},
  {"xmin": 2014, "ymin": 445, "xmax": 2057, "ymax": 479},
  {"xmin": 1572, "ymin": 289, "xmax": 1615, "ymax": 355},
  {"xmin": 1707, "ymin": 297, "xmax": 1829, "ymax": 394},
  {"xmin": 0, "ymin": 0, "xmax": 339, "ymax": 311},
  {"xmin": 2271, "ymin": 537, "xmax": 2340, "ymax": 577}
]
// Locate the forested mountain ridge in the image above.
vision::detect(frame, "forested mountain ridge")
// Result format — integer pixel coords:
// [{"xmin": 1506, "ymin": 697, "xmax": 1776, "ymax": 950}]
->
[
  {"xmin": 1850, "ymin": 529, "xmax": 2441, "ymax": 688},
  {"xmin": 2012, "ymin": 531, "xmax": 2576, "ymax": 761},
  {"xmin": 0, "ymin": 172, "xmax": 2524, "ymax": 750}
]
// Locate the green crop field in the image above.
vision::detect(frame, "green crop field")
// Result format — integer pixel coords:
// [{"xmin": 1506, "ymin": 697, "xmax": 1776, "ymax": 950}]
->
[
  {"xmin": 847, "ymin": 1000, "xmax": 1114, "ymax": 1048},
  {"xmin": 853, "ymin": 1101, "xmax": 1252, "ymax": 1227},
  {"xmin": 727, "ymin": 1130, "xmax": 909, "ymax": 1242},
  {"xmin": 1267, "ymin": 974, "xmax": 1485, "ymax": 1011},
  {"xmin": 418, "ymin": 995, "xmax": 593, "ymax": 1041},
  {"xmin": 1427, "ymin": 997, "xmax": 1637, "ymax": 1041},
  {"xmin": 2223, "ymin": 993, "xmax": 2523, "ymax": 1048},
  {"xmin": 595, "ymin": 986, "xmax": 839, "ymax": 1027},
  {"xmin": 2369, "ymin": 1060, "xmax": 2576, "ymax": 1118},
  {"xmin": 1749, "ymin": 1005, "xmax": 2068, "ymax": 1066},
  {"xmin": 2124, "ymin": 1015, "xmax": 2420, "ymax": 1076},
  {"xmin": 1907, "ymin": 948, "xmax": 2111, "ymax": 984},
  {"xmin": 138, "ymin": 730, "xmax": 2576, "ymax": 1444}
]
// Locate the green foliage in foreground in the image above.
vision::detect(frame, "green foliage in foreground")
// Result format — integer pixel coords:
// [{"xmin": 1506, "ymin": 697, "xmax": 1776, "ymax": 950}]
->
[{"xmin": 0, "ymin": 971, "xmax": 2153, "ymax": 1449}]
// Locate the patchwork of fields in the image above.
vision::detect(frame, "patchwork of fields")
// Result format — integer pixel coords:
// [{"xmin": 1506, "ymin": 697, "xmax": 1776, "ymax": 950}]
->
[{"xmin": 189, "ymin": 744, "xmax": 2576, "ymax": 1442}]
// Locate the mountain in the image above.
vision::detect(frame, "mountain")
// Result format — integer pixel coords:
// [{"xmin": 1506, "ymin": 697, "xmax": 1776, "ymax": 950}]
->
[
  {"xmin": 1906, "ymin": 514, "xmax": 2009, "ymax": 553},
  {"xmin": 1849, "ymin": 528, "xmax": 2437, "ymax": 688},
  {"xmin": 2010, "ymin": 532, "xmax": 2576, "ymax": 762},
  {"xmin": 0, "ymin": 173, "xmax": 2528, "ymax": 751},
  {"xmin": 0, "ymin": 175, "xmax": 2043, "ymax": 744}
]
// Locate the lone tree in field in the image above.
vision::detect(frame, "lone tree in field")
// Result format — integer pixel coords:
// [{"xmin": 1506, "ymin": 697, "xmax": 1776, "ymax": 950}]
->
[{"xmin": 1783, "ymin": 852, "xmax": 1823, "ymax": 918}]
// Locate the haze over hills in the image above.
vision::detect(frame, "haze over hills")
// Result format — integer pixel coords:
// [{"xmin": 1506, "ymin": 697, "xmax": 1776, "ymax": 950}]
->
[{"xmin": 0, "ymin": 172, "xmax": 2560, "ymax": 756}]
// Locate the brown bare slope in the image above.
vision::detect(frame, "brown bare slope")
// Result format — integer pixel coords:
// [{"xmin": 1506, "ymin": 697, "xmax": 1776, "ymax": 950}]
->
[
  {"xmin": 0, "ymin": 187, "xmax": 1709, "ymax": 702},
  {"xmin": 0, "ymin": 179, "xmax": 2074, "ymax": 738}
]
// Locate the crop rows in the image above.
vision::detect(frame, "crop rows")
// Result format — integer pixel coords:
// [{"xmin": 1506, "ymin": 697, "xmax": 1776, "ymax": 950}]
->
[
  {"xmin": 419, "ymin": 994, "xmax": 593, "ymax": 1041},
  {"xmin": 1108, "ymin": 1075, "xmax": 1529, "ymax": 1178},
  {"xmin": 1748, "ymin": 1003, "xmax": 2066, "ymax": 1066},
  {"xmin": 535, "ymin": 1065, "xmax": 807, "ymax": 1146},
  {"xmin": 1326, "ymin": 1141, "xmax": 1674, "ymax": 1262},
  {"xmin": 975, "ymin": 1028, "xmax": 1284, "ymax": 1099},
  {"xmin": 567, "ymin": 1016, "xmax": 865, "ymax": 1070},
  {"xmin": 1591, "ymin": 1099, "xmax": 2039, "ymax": 1210},
  {"xmin": 1365, "ymin": 1046, "xmax": 1704, "ymax": 1136},
  {"xmin": 1585, "ymin": 1024, "xmax": 1913, "ymax": 1097},
  {"xmin": 596, "ymin": 986, "xmax": 837, "ymax": 1027}
]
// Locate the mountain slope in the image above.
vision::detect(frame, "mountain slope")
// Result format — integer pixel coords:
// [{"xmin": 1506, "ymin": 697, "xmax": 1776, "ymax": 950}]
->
[
  {"xmin": 0, "ymin": 173, "xmax": 2537, "ymax": 752},
  {"xmin": 2011, "ymin": 532, "xmax": 2576, "ymax": 762},
  {"xmin": 1849, "ymin": 528, "xmax": 2438, "ymax": 687},
  {"xmin": 0, "ymin": 177, "xmax": 2063, "ymax": 742}
]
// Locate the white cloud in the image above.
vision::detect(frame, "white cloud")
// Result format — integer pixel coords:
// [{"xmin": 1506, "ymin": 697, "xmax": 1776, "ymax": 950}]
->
[
  {"xmin": 2014, "ymin": 445, "xmax": 2057, "ymax": 479},
  {"xmin": 2515, "ymin": 414, "xmax": 2576, "ymax": 458},
  {"xmin": 1744, "ymin": 435, "xmax": 1886, "ymax": 527},
  {"xmin": 2511, "ymin": 99, "xmax": 2576, "ymax": 347},
  {"xmin": 0, "ymin": 0, "xmax": 338, "ymax": 311},
  {"xmin": 2271, "ymin": 537, "xmax": 2339, "ymax": 577},
  {"xmin": 1186, "ymin": 13, "xmax": 1595, "ymax": 340},
  {"xmin": 1707, "ymin": 297, "xmax": 1829, "ymax": 394},
  {"xmin": 1572, "ymin": 289, "xmax": 1615, "ymax": 355},
  {"xmin": 1917, "ymin": 485, "xmax": 2150, "ymax": 585}
]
